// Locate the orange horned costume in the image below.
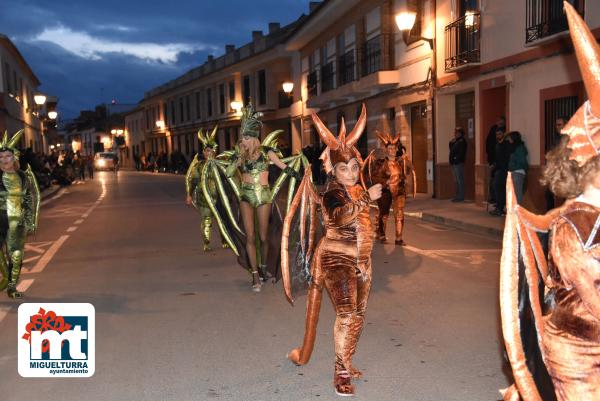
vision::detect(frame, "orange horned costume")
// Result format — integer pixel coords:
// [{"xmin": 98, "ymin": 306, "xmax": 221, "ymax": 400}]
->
[
  {"xmin": 365, "ymin": 131, "xmax": 416, "ymax": 244},
  {"xmin": 281, "ymin": 104, "xmax": 377, "ymax": 396},
  {"xmin": 500, "ymin": 3, "xmax": 600, "ymax": 401}
]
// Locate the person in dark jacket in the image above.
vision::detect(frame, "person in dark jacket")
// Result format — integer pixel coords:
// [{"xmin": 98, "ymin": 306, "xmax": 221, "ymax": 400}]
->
[
  {"xmin": 490, "ymin": 131, "xmax": 512, "ymax": 215},
  {"xmin": 449, "ymin": 127, "xmax": 467, "ymax": 202},
  {"xmin": 507, "ymin": 131, "xmax": 528, "ymax": 204},
  {"xmin": 486, "ymin": 116, "xmax": 506, "ymax": 205}
]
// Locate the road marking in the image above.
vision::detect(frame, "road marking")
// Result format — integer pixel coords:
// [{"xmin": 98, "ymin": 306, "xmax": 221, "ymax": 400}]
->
[
  {"xmin": 66, "ymin": 226, "xmax": 78, "ymax": 233},
  {"xmin": 28, "ymin": 235, "xmax": 70, "ymax": 274},
  {"xmin": 0, "ymin": 306, "xmax": 10, "ymax": 323},
  {"xmin": 74, "ymin": 219, "xmax": 84, "ymax": 225},
  {"xmin": 40, "ymin": 188, "xmax": 68, "ymax": 206},
  {"xmin": 17, "ymin": 278, "xmax": 35, "ymax": 293}
]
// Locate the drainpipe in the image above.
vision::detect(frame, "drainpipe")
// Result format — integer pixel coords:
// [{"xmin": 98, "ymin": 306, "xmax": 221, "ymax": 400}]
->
[{"xmin": 431, "ymin": 0, "xmax": 438, "ymax": 198}]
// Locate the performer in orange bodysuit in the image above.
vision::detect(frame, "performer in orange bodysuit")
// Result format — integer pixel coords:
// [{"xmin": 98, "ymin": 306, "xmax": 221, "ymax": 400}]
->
[
  {"xmin": 281, "ymin": 105, "xmax": 382, "ymax": 397},
  {"xmin": 367, "ymin": 132, "xmax": 415, "ymax": 245},
  {"xmin": 500, "ymin": 4, "xmax": 600, "ymax": 401}
]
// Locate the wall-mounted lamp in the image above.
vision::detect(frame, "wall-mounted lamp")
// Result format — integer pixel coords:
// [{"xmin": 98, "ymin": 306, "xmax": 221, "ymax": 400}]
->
[
  {"xmin": 155, "ymin": 120, "xmax": 165, "ymax": 129},
  {"xmin": 47, "ymin": 111, "xmax": 58, "ymax": 120},
  {"xmin": 34, "ymin": 94, "xmax": 47, "ymax": 106},
  {"xmin": 282, "ymin": 82, "xmax": 294, "ymax": 95},
  {"xmin": 230, "ymin": 101, "xmax": 243, "ymax": 113},
  {"xmin": 395, "ymin": 11, "xmax": 433, "ymax": 48}
]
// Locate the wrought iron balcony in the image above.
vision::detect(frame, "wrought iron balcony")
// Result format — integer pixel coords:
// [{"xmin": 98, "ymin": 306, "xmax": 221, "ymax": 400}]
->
[
  {"xmin": 526, "ymin": 0, "xmax": 584, "ymax": 43},
  {"xmin": 444, "ymin": 12, "xmax": 481, "ymax": 72},
  {"xmin": 361, "ymin": 35, "xmax": 382, "ymax": 77},
  {"xmin": 307, "ymin": 70, "xmax": 318, "ymax": 98},
  {"xmin": 338, "ymin": 50, "xmax": 355, "ymax": 87},
  {"xmin": 321, "ymin": 61, "xmax": 335, "ymax": 93}
]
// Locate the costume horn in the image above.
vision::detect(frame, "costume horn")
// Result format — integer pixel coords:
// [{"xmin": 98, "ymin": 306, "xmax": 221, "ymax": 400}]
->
[
  {"xmin": 564, "ymin": 1, "xmax": 600, "ymax": 115},
  {"xmin": 311, "ymin": 111, "xmax": 339, "ymax": 150},
  {"xmin": 346, "ymin": 104, "xmax": 367, "ymax": 147},
  {"xmin": 6, "ymin": 129, "xmax": 24, "ymax": 150}
]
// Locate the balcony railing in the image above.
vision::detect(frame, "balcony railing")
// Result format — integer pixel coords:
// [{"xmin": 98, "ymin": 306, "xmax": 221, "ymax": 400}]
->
[
  {"xmin": 361, "ymin": 35, "xmax": 382, "ymax": 77},
  {"xmin": 526, "ymin": 0, "xmax": 584, "ymax": 43},
  {"xmin": 338, "ymin": 50, "xmax": 355, "ymax": 86},
  {"xmin": 307, "ymin": 70, "xmax": 318, "ymax": 98},
  {"xmin": 444, "ymin": 12, "xmax": 481, "ymax": 72},
  {"xmin": 321, "ymin": 61, "xmax": 335, "ymax": 93}
]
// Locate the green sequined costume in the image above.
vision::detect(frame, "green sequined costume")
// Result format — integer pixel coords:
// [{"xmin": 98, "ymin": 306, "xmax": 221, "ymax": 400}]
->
[
  {"xmin": 186, "ymin": 127, "xmax": 228, "ymax": 252},
  {"xmin": 0, "ymin": 130, "xmax": 40, "ymax": 299}
]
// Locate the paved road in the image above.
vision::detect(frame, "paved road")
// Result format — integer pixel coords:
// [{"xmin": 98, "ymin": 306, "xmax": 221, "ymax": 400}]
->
[{"xmin": 0, "ymin": 171, "xmax": 509, "ymax": 401}]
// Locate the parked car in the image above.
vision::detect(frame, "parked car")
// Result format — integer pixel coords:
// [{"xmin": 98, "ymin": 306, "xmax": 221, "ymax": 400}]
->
[{"xmin": 94, "ymin": 152, "xmax": 118, "ymax": 171}]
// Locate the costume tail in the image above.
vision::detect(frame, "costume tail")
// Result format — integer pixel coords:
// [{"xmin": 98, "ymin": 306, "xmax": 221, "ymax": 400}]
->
[{"xmin": 288, "ymin": 286, "xmax": 322, "ymax": 365}]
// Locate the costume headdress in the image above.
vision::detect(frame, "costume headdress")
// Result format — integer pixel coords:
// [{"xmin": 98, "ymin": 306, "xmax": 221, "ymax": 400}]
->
[
  {"xmin": 240, "ymin": 102, "xmax": 262, "ymax": 139},
  {"xmin": 0, "ymin": 130, "xmax": 24, "ymax": 157},
  {"xmin": 311, "ymin": 104, "xmax": 367, "ymax": 174},
  {"xmin": 562, "ymin": 2, "xmax": 600, "ymax": 166},
  {"xmin": 198, "ymin": 125, "xmax": 218, "ymax": 150},
  {"xmin": 376, "ymin": 131, "xmax": 401, "ymax": 147}
]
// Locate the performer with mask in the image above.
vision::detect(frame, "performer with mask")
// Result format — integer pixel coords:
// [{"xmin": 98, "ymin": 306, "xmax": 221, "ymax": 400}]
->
[
  {"xmin": 281, "ymin": 105, "xmax": 382, "ymax": 396},
  {"xmin": 365, "ymin": 132, "xmax": 415, "ymax": 245},
  {"xmin": 185, "ymin": 126, "xmax": 229, "ymax": 252},
  {"xmin": 500, "ymin": 4, "xmax": 600, "ymax": 400},
  {"xmin": 0, "ymin": 130, "xmax": 40, "ymax": 298}
]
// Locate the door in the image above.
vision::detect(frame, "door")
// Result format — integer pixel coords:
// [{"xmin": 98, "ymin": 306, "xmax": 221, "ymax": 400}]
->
[
  {"xmin": 410, "ymin": 103, "xmax": 428, "ymax": 193},
  {"xmin": 455, "ymin": 92, "xmax": 475, "ymax": 200}
]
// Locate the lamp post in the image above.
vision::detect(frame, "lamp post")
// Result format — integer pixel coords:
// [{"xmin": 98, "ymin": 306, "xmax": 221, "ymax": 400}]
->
[
  {"xmin": 395, "ymin": 8, "xmax": 438, "ymax": 198},
  {"xmin": 230, "ymin": 100, "xmax": 243, "ymax": 115}
]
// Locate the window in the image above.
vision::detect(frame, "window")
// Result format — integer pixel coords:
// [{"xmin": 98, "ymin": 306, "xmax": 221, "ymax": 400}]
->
[
  {"xmin": 361, "ymin": 36, "xmax": 381, "ymax": 76},
  {"xmin": 321, "ymin": 62, "xmax": 335, "ymax": 92},
  {"xmin": 195, "ymin": 92, "xmax": 202, "ymax": 119},
  {"xmin": 179, "ymin": 98, "xmax": 184, "ymax": 123},
  {"xmin": 3, "ymin": 63, "xmax": 10, "ymax": 93},
  {"xmin": 258, "ymin": 70, "xmax": 267, "ymax": 105},
  {"xmin": 243, "ymin": 75, "xmax": 251, "ymax": 105},
  {"xmin": 544, "ymin": 96, "xmax": 579, "ymax": 152},
  {"xmin": 185, "ymin": 95, "xmax": 191, "ymax": 121},
  {"xmin": 307, "ymin": 70, "xmax": 318, "ymax": 97},
  {"xmin": 170, "ymin": 100, "xmax": 176, "ymax": 125},
  {"xmin": 219, "ymin": 84, "xmax": 225, "ymax": 114},
  {"xmin": 526, "ymin": 0, "xmax": 584, "ymax": 43},
  {"xmin": 338, "ymin": 50, "xmax": 355, "ymax": 86},
  {"xmin": 229, "ymin": 80, "xmax": 235, "ymax": 105},
  {"xmin": 206, "ymin": 88, "xmax": 213, "ymax": 117}
]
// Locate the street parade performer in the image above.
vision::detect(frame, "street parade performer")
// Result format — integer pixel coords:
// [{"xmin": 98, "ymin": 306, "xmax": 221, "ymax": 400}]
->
[
  {"xmin": 500, "ymin": 3, "xmax": 600, "ymax": 400},
  {"xmin": 0, "ymin": 130, "xmax": 40, "ymax": 299},
  {"xmin": 218, "ymin": 102, "xmax": 303, "ymax": 292},
  {"xmin": 364, "ymin": 131, "xmax": 415, "ymax": 245},
  {"xmin": 185, "ymin": 126, "xmax": 231, "ymax": 252},
  {"xmin": 281, "ymin": 104, "xmax": 382, "ymax": 396}
]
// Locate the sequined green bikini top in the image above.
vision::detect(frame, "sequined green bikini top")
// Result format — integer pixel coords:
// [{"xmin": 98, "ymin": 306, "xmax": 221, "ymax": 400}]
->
[{"xmin": 239, "ymin": 147, "xmax": 271, "ymax": 175}]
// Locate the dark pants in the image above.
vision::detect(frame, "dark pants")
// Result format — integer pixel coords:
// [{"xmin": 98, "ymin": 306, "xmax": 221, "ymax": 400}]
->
[
  {"xmin": 451, "ymin": 163, "xmax": 465, "ymax": 201},
  {"xmin": 494, "ymin": 169, "xmax": 508, "ymax": 212}
]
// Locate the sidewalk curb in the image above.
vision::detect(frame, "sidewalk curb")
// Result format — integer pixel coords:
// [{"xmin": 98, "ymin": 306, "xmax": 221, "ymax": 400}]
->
[
  {"xmin": 405, "ymin": 211, "xmax": 504, "ymax": 238},
  {"xmin": 41, "ymin": 185, "xmax": 60, "ymax": 199}
]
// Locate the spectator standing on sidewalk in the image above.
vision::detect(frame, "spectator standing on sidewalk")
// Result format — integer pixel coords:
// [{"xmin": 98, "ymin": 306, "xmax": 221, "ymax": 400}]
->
[
  {"xmin": 449, "ymin": 127, "xmax": 467, "ymax": 202},
  {"xmin": 486, "ymin": 116, "xmax": 506, "ymax": 205},
  {"xmin": 490, "ymin": 131, "xmax": 512, "ymax": 216},
  {"xmin": 544, "ymin": 116, "xmax": 567, "ymax": 211},
  {"xmin": 507, "ymin": 131, "xmax": 528, "ymax": 204},
  {"xmin": 86, "ymin": 155, "xmax": 94, "ymax": 179}
]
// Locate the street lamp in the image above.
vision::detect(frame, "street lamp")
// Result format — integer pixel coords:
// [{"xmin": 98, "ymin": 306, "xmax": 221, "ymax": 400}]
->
[
  {"xmin": 230, "ymin": 101, "xmax": 243, "ymax": 113},
  {"xmin": 465, "ymin": 10, "xmax": 476, "ymax": 28},
  {"xmin": 47, "ymin": 111, "xmax": 58, "ymax": 120},
  {"xmin": 111, "ymin": 129, "xmax": 117, "ymax": 135},
  {"xmin": 155, "ymin": 120, "xmax": 165, "ymax": 129},
  {"xmin": 34, "ymin": 94, "xmax": 47, "ymax": 106},
  {"xmin": 395, "ymin": 11, "xmax": 433, "ymax": 48},
  {"xmin": 282, "ymin": 82, "xmax": 294, "ymax": 95}
]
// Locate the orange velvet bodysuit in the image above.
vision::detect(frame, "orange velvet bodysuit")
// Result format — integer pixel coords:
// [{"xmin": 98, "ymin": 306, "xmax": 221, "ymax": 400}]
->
[
  {"xmin": 371, "ymin": 157, "xmax": 407, "ymax": 241},
  {"xmin": 543, "ymin": 201, "xmax": 600, "ymax": 401},
  {"xmin": 288, "ymin": 179, "xmax": 374, "ymax": 392}
]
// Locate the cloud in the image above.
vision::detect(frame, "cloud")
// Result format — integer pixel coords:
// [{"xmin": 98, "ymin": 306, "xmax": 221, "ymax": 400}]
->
[{"xmin": 31, "ymin": 25, "xmax": 216, "ymax": 63}]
